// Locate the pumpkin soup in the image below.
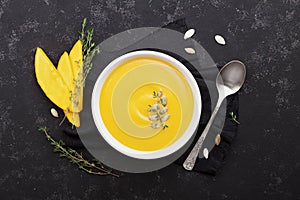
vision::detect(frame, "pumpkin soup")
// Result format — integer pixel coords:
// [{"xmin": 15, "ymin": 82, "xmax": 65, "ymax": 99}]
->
[{"xmin": 99, "ymin": 57, "xmax": 194, "ymax": 151}]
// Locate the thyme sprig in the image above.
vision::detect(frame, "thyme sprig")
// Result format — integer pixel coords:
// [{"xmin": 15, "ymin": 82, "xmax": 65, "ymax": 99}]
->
[
  {"xmin": 78, "ymin": 18, "xmax": 100, "ymax": 85},
  {"xmin": 229, "ymin": 111, "xmax": 240, "ymax": 124},
  {"xmin": 69, "ymin": 18, "xmax": 99, "ymax": 110},
  {"xmin": 38, "ymin": 127, "xmax": 119, "ymax": 177},
  {"xmin": 79, "ymin": 18, "xmax": 95, "ymax": 61},
  {"xmin": 82, "ymin": 46, "xmax": 100, "ymax": 84}
]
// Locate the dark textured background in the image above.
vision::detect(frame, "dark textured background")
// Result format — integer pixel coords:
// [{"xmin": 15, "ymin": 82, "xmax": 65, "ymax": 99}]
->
[{"xmin": 0, "ymin": 0, "xmax": 299, "ymax": 199}]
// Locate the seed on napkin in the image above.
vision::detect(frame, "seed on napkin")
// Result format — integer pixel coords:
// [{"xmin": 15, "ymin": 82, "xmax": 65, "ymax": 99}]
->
[
  {"xmin": 184, "ymin": 29, "xmax": 195, "ymax": 40},
  {"xmin": 203, "ymin": 148, "xmax": 209, "ymax": 159},
  {"xmin": 215, "ymin": 134, "xmax": 221, "ymax": 146},
  {"xmin": 184, "ymin": 47, "xmax": 196, "ymax": 54}
]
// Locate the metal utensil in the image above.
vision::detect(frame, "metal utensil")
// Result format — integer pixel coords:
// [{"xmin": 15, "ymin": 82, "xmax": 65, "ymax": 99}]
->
[{"xmin": 183, "ymin": 60, "xmax": 246, "ymax": 171}]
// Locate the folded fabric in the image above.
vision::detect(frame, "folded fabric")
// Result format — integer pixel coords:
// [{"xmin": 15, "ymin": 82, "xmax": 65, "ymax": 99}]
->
[
  {"xmin": 164, "ymin": 19, "xmax": 239, "ymax": 175},
  {"xmin": 53, "ymin": 18, "xmax": 239, "ymax": 175}
]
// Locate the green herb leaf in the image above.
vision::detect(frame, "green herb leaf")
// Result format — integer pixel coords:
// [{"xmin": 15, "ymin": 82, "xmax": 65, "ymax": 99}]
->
[
  {"xmin": 229, "ymin": 112, "xmax": 240, "ymax": 124},
  {"xmin": 153, "ymin": 91, "xmax": 157, "ymax": 98},
  {"xmin": 38, "ymin": 126, "xmax": 118, "ymax": 177}
]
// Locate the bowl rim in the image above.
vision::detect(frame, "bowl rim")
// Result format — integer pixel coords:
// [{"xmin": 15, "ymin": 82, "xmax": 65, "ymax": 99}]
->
[{"xmin": 91, "ymin": 50, "xmax": 201, "ymax": 159}]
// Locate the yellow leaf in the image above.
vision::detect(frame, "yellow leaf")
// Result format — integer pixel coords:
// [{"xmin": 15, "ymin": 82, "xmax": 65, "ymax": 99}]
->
[
  {"xmin": 69, "ymin": 40, "xmax": 83, "ymax": 112},
  {"xmin": 34, "ymin": 48, "xmax": 70, "ymax": 110},
  {"xmin": 69, "ymin": 40, "xmax": 83, "ymax": 79},
  {"xmin": 64, "ymin": 110, "xmax": 80, "ymax": 127},
  {"xmin": 57, "ymin": 52, "xmax": 74, "ymax": 91}
]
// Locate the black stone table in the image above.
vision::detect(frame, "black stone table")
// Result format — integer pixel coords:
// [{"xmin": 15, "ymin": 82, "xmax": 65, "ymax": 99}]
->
[{"xmin": 0, "ymin": 0, "xmax": 299, "ymax": 199}]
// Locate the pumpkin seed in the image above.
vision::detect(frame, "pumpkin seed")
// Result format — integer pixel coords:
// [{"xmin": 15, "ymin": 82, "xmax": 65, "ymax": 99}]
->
[
  {"xmin": 215, "ymin": 134, "xmax": 221, "ymax": 146},
  {"xmin": 161, "ymin": 96, "xmax": 167, "ymax": 106},
  {"xmin": 50, "ymin": 108, "xmax": 59, "ymax": 118},
  {"xmin": 214, "ymin": 34, "xmax": 226, "ymax": 45},
  {"xmin": 149, "ymin": 115, "xmax": 159, "ymax": 121},
  {"xmin": 203, "ymin": 148, "xmax": 209, "ymax": 159},
  {"xmin": 184, "ymin": 47, "xmax": 196, "ymax": 54},
  {"xmin": 161, "ymin": 114, "xmax": 170, "ymax": 122},
  {"xmin": 184, "ymin": 29, "xmax": 195, "ymax": 40},
  {"xmin": 148, "ymin": 103, "xmax": 159, "ymax": 112},
  {"xmin": 150, "ymin": 123, "xmax": 161, "ymax": 129},
  {"xmin": 157, "ymin": 90, "xmax": 163, "ymax": 97},
  {"xmin": 159, "ymin": 107, "xmax": 168, "ymax": 115}
]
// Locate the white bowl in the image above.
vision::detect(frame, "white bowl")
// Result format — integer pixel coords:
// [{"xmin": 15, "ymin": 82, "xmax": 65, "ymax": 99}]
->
[{"xmin": 92, "ymin": 50, "xmax": 201, "ymax": 159}]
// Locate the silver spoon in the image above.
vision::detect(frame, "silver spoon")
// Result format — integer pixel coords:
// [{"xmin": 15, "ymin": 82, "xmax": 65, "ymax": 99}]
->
[{"xmin": 183, "ymin": 60, "xmax": 246, "ymax": 171}]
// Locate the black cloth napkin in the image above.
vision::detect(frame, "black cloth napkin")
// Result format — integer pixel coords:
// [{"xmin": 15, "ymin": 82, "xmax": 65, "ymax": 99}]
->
[
  {"xmin": 164, "ymin": 19, "xmax": 239, "ymax": 175},
  {"xmin": 55, "ymin": 19, "xmax": 239, "ymax": 175}
]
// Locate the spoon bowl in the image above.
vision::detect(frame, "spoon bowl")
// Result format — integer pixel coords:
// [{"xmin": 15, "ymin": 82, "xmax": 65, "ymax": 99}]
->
[{"xmin": 217, "ymin": 60, "xmax": 246, "ymax": 96}]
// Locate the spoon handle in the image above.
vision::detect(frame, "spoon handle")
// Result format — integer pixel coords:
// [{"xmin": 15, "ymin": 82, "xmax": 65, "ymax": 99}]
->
[{"xmin": 183, "ymin": 97, "xmax": 223, "ymax": 171}]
